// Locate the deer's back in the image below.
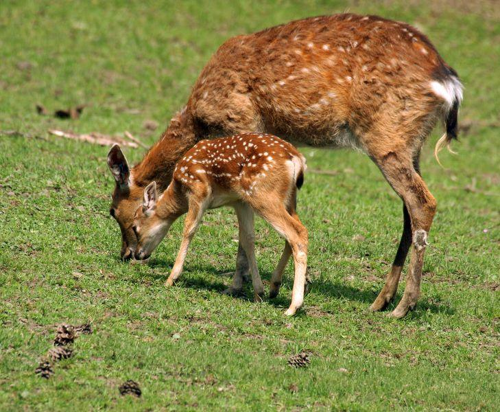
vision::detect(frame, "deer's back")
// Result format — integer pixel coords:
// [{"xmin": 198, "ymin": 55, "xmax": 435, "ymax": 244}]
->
[{"xmin": 187, "ymin": 14, "xmax": 456, "ymax": 147}]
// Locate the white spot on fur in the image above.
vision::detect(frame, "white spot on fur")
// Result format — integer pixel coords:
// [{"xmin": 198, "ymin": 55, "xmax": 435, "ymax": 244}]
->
[{"xmin": 413, "ymin": 229, "xmax": 429, "ymax": 251}]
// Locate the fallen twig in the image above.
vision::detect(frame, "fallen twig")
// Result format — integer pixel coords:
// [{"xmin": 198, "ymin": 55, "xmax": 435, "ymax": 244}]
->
[
  {"xmin": 48, "ymin": 129, "xmax": 138, "ymax": 148},
  {"xmin": 124, "ymin": 131, "xmax": 148, "ymax": 149}
]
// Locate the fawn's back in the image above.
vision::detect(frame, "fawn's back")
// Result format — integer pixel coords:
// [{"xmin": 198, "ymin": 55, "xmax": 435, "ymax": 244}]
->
[{"xmin": 172, "ymin": 133, "xmax": 306, "ymax": 207}]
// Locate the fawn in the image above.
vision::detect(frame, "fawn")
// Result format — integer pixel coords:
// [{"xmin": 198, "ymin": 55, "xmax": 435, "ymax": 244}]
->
[
  {"xmin": 131, "ymin": 133, "xmax": 309, "ymax": 316},
  {"xmin": 108, "ymin": 14, "xmax": 463, "ymax": 318}
]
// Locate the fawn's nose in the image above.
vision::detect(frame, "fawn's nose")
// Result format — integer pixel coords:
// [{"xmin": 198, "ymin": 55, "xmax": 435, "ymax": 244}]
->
[{"xmin": 135, "ymin": 249, "xmax": 150, "ymax": 261}]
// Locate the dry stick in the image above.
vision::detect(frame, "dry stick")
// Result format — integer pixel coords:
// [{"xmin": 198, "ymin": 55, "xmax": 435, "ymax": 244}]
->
[
  {"xmin": 124, "ymin": 131, "xmax": 148, "ymax": 149},
  {"xmin": 48, "ymin": 130, "xmax": 138, "ymax": 148}
]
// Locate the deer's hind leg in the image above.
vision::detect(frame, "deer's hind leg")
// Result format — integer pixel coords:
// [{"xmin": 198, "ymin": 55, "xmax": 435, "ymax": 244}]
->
[
  {"xmin": 370, "ymin": 157, "xmax": 421, "ymax": 311},
  {"xmin": 256, "ymin": 198, "xmax": 308, "ymax": 316},
  {"xmin": 269, "ymin": 190, "xmax": 311, "ymax": 299},
  {"xmin": 369, "ymin": 148, "xmax": 436, "ymax": 318}
]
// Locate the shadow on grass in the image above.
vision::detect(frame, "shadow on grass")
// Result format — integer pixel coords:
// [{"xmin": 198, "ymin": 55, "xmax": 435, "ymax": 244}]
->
[{"xmin": 129, "ymin": 259, "xmax": 454, "ymax": 316}]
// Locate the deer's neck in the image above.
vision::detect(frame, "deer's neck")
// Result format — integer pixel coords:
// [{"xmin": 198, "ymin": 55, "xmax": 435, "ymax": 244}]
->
[
  {"xmin": 156, "ymin": 180, "xmax": 188, "ymax": 220},
  {"xmin": 132, "ymin": 110, "xmax": 196, "ymax": 191}
]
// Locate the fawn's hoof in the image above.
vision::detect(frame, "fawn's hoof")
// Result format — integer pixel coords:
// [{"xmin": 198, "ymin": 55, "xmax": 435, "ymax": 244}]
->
[
  {"xmin": 222, "ymin": 287, "xmax": 244, "ymax": 297},
  {"xmin": 254, "ymin": 292, "xmax": 264, "ymax": 303},
  {"xmin": 388, "ymin": 305, "xmax": 412, "ymax": 319},
  {"xmin": 165, "ymin": 278, "xmax": 175, "ymax": 287},
  {"xmin": 369, "ymin": 298, "xmax": 389, "ymax": 312},
  {"xmin": 284, "ymin": 307, "xmax": 297, "ymax": 316}
]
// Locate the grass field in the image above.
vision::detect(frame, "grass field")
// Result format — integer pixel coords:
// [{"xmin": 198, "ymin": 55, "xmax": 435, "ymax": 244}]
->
[{"xmin": 1, "ymin": 0, "xmax": 499, "ymax": 410}]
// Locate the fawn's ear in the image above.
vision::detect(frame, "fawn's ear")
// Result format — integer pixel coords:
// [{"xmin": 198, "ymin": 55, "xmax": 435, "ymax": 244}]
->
[
  {"xmin": 143, "ymin": 181, "xmax": 157, "ymax": 212},
  {"xmin": 107, "ymin": 144, "xmax": 130, "ymax": 188}
]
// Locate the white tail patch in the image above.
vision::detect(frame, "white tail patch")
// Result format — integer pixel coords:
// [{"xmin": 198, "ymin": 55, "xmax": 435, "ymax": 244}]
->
[
  {"xmin": 291, "ymin": 155, "xmax": 305, "ymax": 182},
  {"xmin": 430, "ymin": 77, "xmax": 463, "ymax": 111}
]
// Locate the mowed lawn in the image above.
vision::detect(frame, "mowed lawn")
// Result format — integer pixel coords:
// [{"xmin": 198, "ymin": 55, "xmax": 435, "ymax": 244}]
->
[{"xmin": 0, "ymin": 0, "xmax": 499, "ymax": 410}]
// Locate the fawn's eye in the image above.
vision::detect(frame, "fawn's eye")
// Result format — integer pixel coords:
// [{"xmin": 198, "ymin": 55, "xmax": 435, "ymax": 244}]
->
[{"xmin": 132, "ymin": 225, "xmax": 139, "ymax": 236}]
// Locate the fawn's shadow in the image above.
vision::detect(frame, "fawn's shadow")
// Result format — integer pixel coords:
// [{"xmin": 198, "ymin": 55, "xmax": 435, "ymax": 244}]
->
[{"xmin": 134, "ymin": 259, "xmax": 454, "ymax": 316}]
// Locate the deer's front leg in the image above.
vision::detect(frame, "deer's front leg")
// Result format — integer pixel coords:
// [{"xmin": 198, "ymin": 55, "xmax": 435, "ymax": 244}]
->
[
  {"xmin": 166, "ymin": 200, "xmax": 205, "ymax": 287},
  {"xmin": 234, "ymin": 203, "xmax": 264, "ymax": 302},
  {"xmin": 222, "ymin": 244, "xmax": 249, "ymax": 297}
]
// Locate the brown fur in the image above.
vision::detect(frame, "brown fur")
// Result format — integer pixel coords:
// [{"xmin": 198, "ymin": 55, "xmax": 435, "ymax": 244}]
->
[
  {"xmin": 133, "ymin": 133, "xmax": 309, "ymax": 315},
  {"xmin": 107, "ymin": 13, "xmax": 462, "ymax": 317}
]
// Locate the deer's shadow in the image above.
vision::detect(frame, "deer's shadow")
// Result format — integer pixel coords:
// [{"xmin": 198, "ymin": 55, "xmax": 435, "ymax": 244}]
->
[{"xmin": 138, "ymin": 259, "xmax": 453, "ymax": 316}]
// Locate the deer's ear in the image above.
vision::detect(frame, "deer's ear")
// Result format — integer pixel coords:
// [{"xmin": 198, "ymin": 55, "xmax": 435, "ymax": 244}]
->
[
  {"xmin": 143, "ymin": 181, "xmax": 157, "ymax": 212},
  {"xmin": 107, "ymin": 144, "xmax": 130, "ymax": 188}
]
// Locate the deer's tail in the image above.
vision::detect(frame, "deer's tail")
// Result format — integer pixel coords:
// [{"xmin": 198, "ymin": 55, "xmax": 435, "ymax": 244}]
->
[{"xmin": 431, "ymin": 69, "xmax": 463, "ymax": 165}]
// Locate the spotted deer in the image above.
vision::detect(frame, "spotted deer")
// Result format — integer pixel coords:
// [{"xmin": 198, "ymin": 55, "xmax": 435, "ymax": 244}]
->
[
  {"xmin": 107, "ymin": 13, "xmax": 463, "ymax": 318},
  {"xmin": 131, "ymin": 133, "xmax": 309, "ymax": 315}
]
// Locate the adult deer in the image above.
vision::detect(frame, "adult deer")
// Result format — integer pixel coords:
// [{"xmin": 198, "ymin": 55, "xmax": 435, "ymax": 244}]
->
[{"xmin": 107, "ymin": 14, "xmax": 463, "ymax": 318}]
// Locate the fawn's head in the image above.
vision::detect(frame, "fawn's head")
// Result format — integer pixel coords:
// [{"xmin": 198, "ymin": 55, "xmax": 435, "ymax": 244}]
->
[
  {"xmin": 133, "ymin": 181, "xmax": 176, "ymax": 260},
  {"xmin": 107, "ymin": 145, "xmax": 145, "ymax": 260}
]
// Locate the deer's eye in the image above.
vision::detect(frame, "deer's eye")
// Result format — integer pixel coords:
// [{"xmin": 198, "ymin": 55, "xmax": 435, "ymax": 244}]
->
[{"xmin": 132, "ymin": 225, "xmax": 139, "ymax": 236}]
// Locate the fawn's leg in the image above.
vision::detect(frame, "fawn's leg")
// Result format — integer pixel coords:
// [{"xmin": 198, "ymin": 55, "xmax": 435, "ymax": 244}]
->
[
  {"xmin": 269, "ymin": 197, "xmax": 311, "ymax": 300},
  {"xmin": 269, "ymin": 241, "xmax": 292, "ymax": 299},
  {"xmin": 371, "ymin": 152, "xmax": 436, "ymax": 318},
  {"xmin": 234, "ymin": 203, "xmax": 265, "ymax": 302},
  {"xmin": 259, "ymin": 204, "xmax": 308, "ymax": 315},
  {"xmin": 165, "ymin": 198, "xmax": 206, "ymax": 287}
]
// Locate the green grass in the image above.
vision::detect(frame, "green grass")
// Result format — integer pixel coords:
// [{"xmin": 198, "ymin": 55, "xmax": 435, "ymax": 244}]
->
[{"xmin": 1, "ymin": 0, "xmax": 499, "ymax": 410}]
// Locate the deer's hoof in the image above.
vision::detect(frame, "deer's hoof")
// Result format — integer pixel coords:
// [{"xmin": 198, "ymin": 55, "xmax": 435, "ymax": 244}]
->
[
  {"xmin": 222, "ymin": 287, "xmax": 243, "ymax": 297},
  {"xmin": 254, "ymin": 292, "xmax": 264, "ymax": 303}
]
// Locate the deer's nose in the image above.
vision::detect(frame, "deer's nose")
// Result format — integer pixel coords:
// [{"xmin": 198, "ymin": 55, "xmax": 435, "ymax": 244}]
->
[
  {"xmin": 135, "ymin": 249, "xmax": 150, "ymax": 261},
  {"xmin": 121, "ymin": 247, "xmax": 134, "ymax": 261}
]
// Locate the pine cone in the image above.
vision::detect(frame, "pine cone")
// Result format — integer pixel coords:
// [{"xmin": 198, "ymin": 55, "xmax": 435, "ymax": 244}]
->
[
  {"xmin": 35, "ymin": 361, "xmax": 54, "ymax": 379},
  {"xmin": 54, "ymin": 324, "xmax": 76, "ymax": 346},
  {"xmin": 75, "ymin": 323, "xmax": 92, "ymax": 335},
  {"xmin": 119, "ymin": 380, "xmax": 142, "ymax": 397},
  {"xmin": 47, "ymin": 346, "xmax": 73, "ymax": 361},
  {"xmin": 288, "ymin": 352, "xmax": 310, "ymax": 368}
]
